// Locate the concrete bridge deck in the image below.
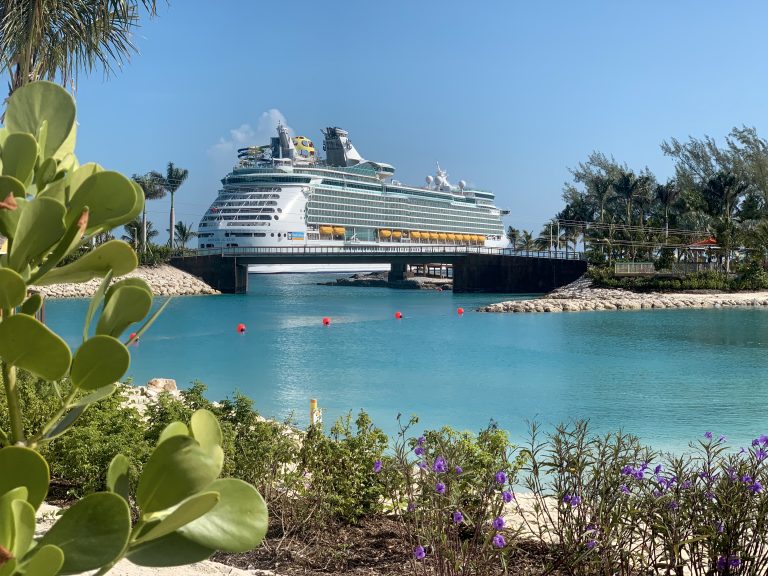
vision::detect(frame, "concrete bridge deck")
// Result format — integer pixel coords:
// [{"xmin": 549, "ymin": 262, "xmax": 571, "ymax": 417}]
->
[{"xmin": 170, "ymin": 245, "xmax": 587, "ymax": 294}]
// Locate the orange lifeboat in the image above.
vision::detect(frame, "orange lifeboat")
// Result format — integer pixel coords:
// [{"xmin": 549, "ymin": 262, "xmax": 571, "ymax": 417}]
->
[
  {"xmin": 447, "ymin": 233, "xmax": 456, "ymax": 241},
  {"xmin": 412, "ymin": 231, "xmax": 422, "ymax": 239},
  {"xmin": 438, "ymin": 232, "xmax": 448, "ymax": 241},
  {"xmin": 392, "ymin": 230, "xmax": 402, "ymax": 239},
  {"xmin": 429, "ymin": 232, "xmax": 439, "ymax": 241},
  {"xmin": 379, "ymin": 229, "xmax": 392, "ymax": 238},
  {"xmin": 333, "ymin": 227, "xmax": 345, "ymax": 236},
  {"xmin": 319, "ymin": 226, "xmax": 333, "ymax": 235}
]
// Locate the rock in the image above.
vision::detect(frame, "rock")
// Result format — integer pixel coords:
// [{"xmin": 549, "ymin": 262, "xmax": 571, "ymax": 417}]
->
[{"xmin": 147, "ymin": 378, "xmax": 177, "ymax": 393}]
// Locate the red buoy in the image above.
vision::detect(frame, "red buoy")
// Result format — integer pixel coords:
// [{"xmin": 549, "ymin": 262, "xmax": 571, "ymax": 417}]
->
[
  {"xmin": 237, "ymin": 323, "xmax": 246, "ymax": 334},
  {"xmin": 457, "ymin": 307, "xmax": 464, "ymax": 315},
  {"xmin": 395, "ymin": 311, "xmax": 403, "ymax": 319},
  {"xmin": 322, "ymin": 317, "xmax": 331, "ymax": 326},
  {"xmin": 129, "ymin": 332, "xmax": 138, "ymax": 344}
]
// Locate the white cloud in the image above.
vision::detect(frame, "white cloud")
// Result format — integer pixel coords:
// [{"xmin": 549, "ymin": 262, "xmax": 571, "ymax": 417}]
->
[{"xmin": 207, "ymin": 109, "xmax": 292, "ymax": 169}]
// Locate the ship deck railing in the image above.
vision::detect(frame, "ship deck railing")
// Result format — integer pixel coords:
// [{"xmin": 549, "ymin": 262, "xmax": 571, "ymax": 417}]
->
[{"xmin": 183, "ymin": 245, "xmax": 585, "ymax": 260}]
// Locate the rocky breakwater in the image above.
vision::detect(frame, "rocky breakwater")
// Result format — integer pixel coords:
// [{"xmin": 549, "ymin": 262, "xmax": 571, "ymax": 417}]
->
[
  {"xmin": 320, "ymin": 271, "xmax": 452, "ymax": 290},
  {"xmin": 479, "ymin": 275, "xmax": 768, "ymax": 313},
  {"xmin": 33, "ymin": 264, "xmax": 219, "ymax": 298}
]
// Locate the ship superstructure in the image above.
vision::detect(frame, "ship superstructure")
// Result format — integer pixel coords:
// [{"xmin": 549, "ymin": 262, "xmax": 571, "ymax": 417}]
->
[{"xmin": 197, "ymin": 124, "xmax": 509, "ymax": 250}]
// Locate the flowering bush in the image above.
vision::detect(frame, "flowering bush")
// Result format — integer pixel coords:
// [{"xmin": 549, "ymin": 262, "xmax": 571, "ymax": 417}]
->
[{"xmin": 379, "ymin": 416, "xmax": 524, "ymax": 575}]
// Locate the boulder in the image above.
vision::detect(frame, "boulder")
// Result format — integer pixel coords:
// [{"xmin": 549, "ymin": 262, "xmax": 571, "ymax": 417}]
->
[{"xmin": 147, "ymin": 378, "xmax": 177, "ymax": 393}]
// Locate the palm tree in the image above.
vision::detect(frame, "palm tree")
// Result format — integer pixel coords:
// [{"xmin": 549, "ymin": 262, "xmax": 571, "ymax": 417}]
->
[
  {"xmin": 132, "ymin": 171, "xmax": 165, "ymax": 254},
  {"xmin": 520, "ymin": 230, "xmax": 536, "ymax": 253},
  {"xmin": 173, "ymin": 221, "xmax": 197, "ymax": 249},
  {"xmin": 702, "ymin": 171, "xmax": 749, "ymax": 272},
  {"xmin": 0, "ymin": 0, "xmax": 157, "ymax": 96},
  {"xmin": 163, "ymin": 162, "xmax": 189, "ymax": 249},
  {"xmin": 655, "ymin": 180, "xmax": 680, "ymax": 239},
  {"xmin": 122, "ymin": 218, "xmax": 158, "ymax": 250},
  {"xmin": 506, "ymin": 226, "xmax": 520, "ymax": 249}
]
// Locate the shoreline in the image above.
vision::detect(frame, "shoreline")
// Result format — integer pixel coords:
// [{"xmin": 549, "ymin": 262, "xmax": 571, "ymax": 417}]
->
[
  {"xmin": 480, "ymin": 276, "xmax": 768, "ymax": 313},
  {"xmin": 33, "ymin": 264, "xmax": 219, "ymax": 299}
]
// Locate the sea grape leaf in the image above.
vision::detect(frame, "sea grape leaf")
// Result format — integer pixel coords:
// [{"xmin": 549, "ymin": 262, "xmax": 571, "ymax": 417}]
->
[
  {"xmin": 70, "ymin": 335, "xmax": 130, "ymax": 391},
  {"xmin": 34, "ymin": 240, "xmax": 137, "ymax": 285},
  {"xmin": 26, "ymin": 207, "xmax": 89, "ymax": 285},
  {"xmin": 0, "ymin": 267, "xmax": 26, "ymax": 309},
  {"xmin": 106, "ymin": 454, "xmax": 130, "ymax": 502},
  {"xmin": 72, "ymin": 383, "xmax": 117, "ymax": 407},
  {"xmin": 19, "ymin": 293, "xmax": 43, "ymax": 316},
  {"xmin": 68, "ymin": 162, "xmax": 102, "ymax": 197},
  {"xmin": 0, "ymin": 487, "xmax": 28, "ymax": 549},
  {"xmin": 0, "ymin": 314, "xmax": 71, "ymax": 381},
  {"xmin": 10, "ymin": 499, "xmax": 34, "ymax": 559},
  {"xmin": 0, "ymin": 447, "xmax": 49, "ymax": 509},
  {"xmin": 67, "ymin": 171, "xmax": 139, "ymax": 233},
  {"xmin": 5, "ymin": 81, "xmax": 76, "ymax": 160},
  {"xmin": 157, "ymin": 421, "xmax": 189, "ymax": 445},
  {"xmin": 0, "ymin": 192, "xmax": 25, "ymax": 241},
  {"xmin": 0, "ymin": 175, "xmax": 25, "ymax": 199},
  {"xmin": 19, "ymin": 544, "xmax": 65, "ymax": 576},
  {"xmin": 82, "ymin": 270, "xmax": 112, "ymax": 341},
  {"xmin": 1, "ymin": 132, "xmax": 37, "ymax": 183},
  {"xmin": 40, "ymin": 492, "xmax": 131, "ymax": 575},
  {"xmin": 8, "ymin": 196, "xmax": 66, "ymax": 272},
  {"xmin": 35, "ymin": 157, "xmax": 58, "ymax": 190},
  {"xmin": 96, "ymin": 284, "xmax": 152, "ymax": 337},
  {"xmin": 42, "ymin": 404, "xmax": 87, "ymax": 442},
  {"xmin": 135, "ymin": 492, "xmax": 219, "ymax": 543},
  {"xmin": 126, "ymin": 531, "xmax": 214, "ymax": 567},
  {"xmin": 189, "ymin": 409, "xmax": 224, "ymax": 471},
  {"xmin": 136, "ymin": 435, "xmax": 220, "ymax": 514},
  {"xmin": 178, "ymin": 478, "xmax": 268, "ymax": 552}
]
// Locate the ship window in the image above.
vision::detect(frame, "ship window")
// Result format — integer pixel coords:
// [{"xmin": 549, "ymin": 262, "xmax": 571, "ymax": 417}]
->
[
  {"xmin": 271, "ymin": 233, "xmax": 274, "ymax": 237},
  {"xmin": 274, "ymin": 215, "xmax": 279, "ymax": 220}
]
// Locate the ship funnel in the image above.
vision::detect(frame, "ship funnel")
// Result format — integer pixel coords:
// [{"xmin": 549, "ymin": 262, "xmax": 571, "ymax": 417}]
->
[{"xmin": 322, "ymin": 127, "xmax": 364, "ymax": 167}]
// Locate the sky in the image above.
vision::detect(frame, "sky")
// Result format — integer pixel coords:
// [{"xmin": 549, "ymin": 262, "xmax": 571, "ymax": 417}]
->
[{"xmin": 18, "ymin": 1, "xmax": 768, "ymax": 241}]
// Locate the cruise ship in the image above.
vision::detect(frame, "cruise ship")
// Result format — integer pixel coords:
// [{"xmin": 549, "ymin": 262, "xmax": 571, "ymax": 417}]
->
[{"xmin": 197, "ymin": 125, "xmax": 509, "ymax": 269}]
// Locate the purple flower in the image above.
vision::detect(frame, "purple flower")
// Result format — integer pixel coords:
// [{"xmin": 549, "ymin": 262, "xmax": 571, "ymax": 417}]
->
[
  {"xmin": 620, "ymin": 484, "xmax": 630, "ymax": 495},
  {"xmin": 654, "ymin": 464, "xmax": 663, "ymax": 475},
  {"xmin": 407, "ymin": 502, "xmax": 416, "ymax": 512},
  {"xmin": 756, "ymin": 448, "xmax": 767, "ymax": 461},
  {"xmin": 717, "ymin": 556, "xmax": 727, "ymax": 571},
  {"xmin": 682, "ymin": 480, "xmax": 692, "ymax": 489},
  {"xmin": 433, "ymin": 456, "xmax": 448, "ymax": 473},
  {"xmin": 492, "ymin": 534, "xmax": 505, "ymax": 548},
  {"xmin": 563, "ymin": 494, "xmax": 581, "ymax": 507},
  {"xmin": 418, "ymin": 461, "xmax": 428, "ymax": 471},
  {"xmin": 727, "ymin": 467, "xmax": 738, "ymax": 481},
  {"xmin": 753, "ymin": 438, "xmax": 761, "ymax": 447},
  {"xmin": 373, "ymin": 460, "xmax": 382, "ymax": 473},
  {"xmin": 633, "ymin": 469, "xmax": 644, "ymax": 480},
  {"xmin": 730, "ymin": 557, "xmax": 741, "ymax": 568},
  {"xmin": 621, "ymin": 465, "xmax": 634, "ymax": 476},
  {"xmin": 668, "ymin": 500, "xmax": 679, "ymax": 511},
  {"xmin": 715, "ymin": 520, "xmax": 724, "ymax": 533},
  {"xmin": 452, "ymin": 511, "xmax": 464, "ymax": 524},
  {"xmin": 705, "ymin": 491, "xmax": 715, "ymax": 501},
  {"xmin": 750, "ymin": 480, "xmax": 764, "ymax": 494},
  {"xmin": 586, "ymin": 540, "xmax": 597, "ymax": 550},
  {"xmin": 652, "ymin": 489, "xmax": 662, "ymax": 498},
  {"xmin": 760, "ymin": 434, "xmax": 768, "ymax": 446},
  {"xmin": 414, "ymin": 545, "xmax": 426, "ymax": 560},
  {"xmin": 455, "ymin": 465, "xmax": 463, "ymax": 474},
  {"xmin": 704, "ymin": 431, "xmax": 713, "ymax": 439},
  {"xmin": 742, "ymin": 474, "xmax": 753, "ymax": 484},
  {"xmin": 502, "ymin": 490, "xmax": 514, "ymax": 503},
  {"xmin": 493, "ymin": 516, "xmax": 505, "ymax": 530},
  {"xmin": 435, "ymin": 482, "xmax": 446, "ymax": 494},
  {"xmin": 414, "ymin": 446, "xmax": 425, "ymax": 456},
  {"xmin": 719, "ymin": 435, "xmax": 727, "ymax": 442},
  {"xmin": 417, "ymin": 435, "xmax": 426, "ymax": 446},
  {"xmin": 495, "ymin": 470, "xmax": 507, "ymax": 485},
  {"xmin": 563, "ymin": 494, "xmax": 572, "ymax": 505}
]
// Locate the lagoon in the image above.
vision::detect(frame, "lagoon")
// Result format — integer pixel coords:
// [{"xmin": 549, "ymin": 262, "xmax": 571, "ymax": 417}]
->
[{"xmin": 45, "ymin": 273, "xmax": 768, "ymax": 453}]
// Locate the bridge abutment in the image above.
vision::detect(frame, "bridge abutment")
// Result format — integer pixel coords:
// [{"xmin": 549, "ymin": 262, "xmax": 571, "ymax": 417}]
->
[
  {"xmin": 170, "ymin": 254, "xmax": 249, "ymax": 294},
  {"xmin": 452, "ymin": 254, "xmax": 586, "ymax": 293}
]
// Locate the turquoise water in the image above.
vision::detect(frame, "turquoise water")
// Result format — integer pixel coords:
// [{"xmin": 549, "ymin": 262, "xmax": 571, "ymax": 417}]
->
[{"xmin": 45, "ymin": 274, "xmax": 768, "ymax": 453}]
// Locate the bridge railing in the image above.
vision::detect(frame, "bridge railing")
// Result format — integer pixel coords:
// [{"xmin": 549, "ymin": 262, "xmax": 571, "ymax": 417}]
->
[{"xmin": 181, "ymin": 245, "xmax": 585, "ymax": 260}]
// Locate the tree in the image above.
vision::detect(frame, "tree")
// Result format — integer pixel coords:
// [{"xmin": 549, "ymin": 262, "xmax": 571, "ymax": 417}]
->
[
  {"xmin": 0, "ymin": 0, "xmax": 157, "ymax": 96},
  {"xmin": 702, "ymin": 171, "xmax": 749, "ymax": 273},
  {"xmin": 520, "ymin": 230, "xmax": 536, "ymax": 252},
  {"xmin": 506, "ymin": 226, "xmax": 520, "ymax": 249},
  {"xmin": 174, "ymin": 221, "xmax": 197, "ymax": 249},
  {"xmin": 655, "ymin": 180, "xmax": 680, "ymax": 239},
  {"xmin": 132, "ymin": 171, "xmax": 165, "ymax": 253},
  {"xmin": 163, "ymin": 162, "xmax": 189, "ymax": 249},
  {"xmin": 122, "ymin": 218, "xmax": 158, "ymax": 249}
]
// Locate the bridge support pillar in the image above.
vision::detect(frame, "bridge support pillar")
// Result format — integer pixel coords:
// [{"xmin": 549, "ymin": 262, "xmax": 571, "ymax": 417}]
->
[
  {"xmin": 389, "ymin": 262, "xmax": 408, "ymax": 282},
  {"xmin": 170, "ymin": 255, "xmax": 249, "ymax": 294}
]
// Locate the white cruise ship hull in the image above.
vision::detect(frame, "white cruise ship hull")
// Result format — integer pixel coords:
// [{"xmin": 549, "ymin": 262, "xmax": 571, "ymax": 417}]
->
[{"xmin": 248, "ymin": 262, "xmax": 391, "ymax": 274}]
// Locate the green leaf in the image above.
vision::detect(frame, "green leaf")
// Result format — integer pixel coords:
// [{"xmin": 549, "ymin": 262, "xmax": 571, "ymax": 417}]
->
[
  {"xmin": 5, "ymin": 81, "xmax": 76, "ymax": 160},
  {"xmin": 0, "ymin": 487, "xmax": 28, "ymax": 549},
  {"xmin": 0, "ymin": 175, "xmax": 25, "ymax": 199},
  {"xmin": 0, "ymin": 315, "xmax": 71, "ymax": 380},
  {"xmin": 136, "ymin": 435, "xmax": 221, "ymax": 514},
  {"xmin": 127, "ymin": 179, "xmax": 145, "ymax": 223},
  {"xmin": 70, "ymin": 335, "xmax": 130, "ymax": 390},
  {"xmin": 35, "ymin": 240, "xmax": 137, "ymax": 285},
  {"xmin": 96, "ymin": 284, "xmax": 152, "ymax": 337},
  {"xmin": 129, "ymin": 296, "xmax": 171, "ymax": 343},
  {"xmin": 8, "ymin": 197, "xmax": 66, "ymax": 272},
  {"xmin": 26, "ymin": 207, "xmax": 88, "ymax": 285},
  {"xmin": 0, "ymin": 559, "xmax": 16, "ymax": 576},
  {"xmin": 72, "ymin": 383, "xmax": 117, "ymax": 407},
  {"xmin": 107, "ymin": 454, "xmax": 130, "ymax": 502},
  {"xmin": 36, "ymin": 171, "xmax": 68, "ymax": 203},
  {"xmin": 189, "ymin": 409, "xmax": 224, "ymax": 472},
  {"xmin": 41, "ymin": 405, "xmax": 86, "ymax": 442},
  {"xmin": 67, "ymin": 171, "xmax": 140, "ymax": 234},
  {"xmin": 0, "ymin": 268, "xmax": 26, "ymax": 309},
  {"xmin": 127, "ymin": 531, "xmax": 214, "ymax": 567},
  {"xmin": 19, "ymin": 293, "xmax": 43, "ymax": 316},
  {"xmin": 157, "ymin": 421, "xmax": 189, "ymax": 445},
  {"xmin": 82, "ymin": 270, "xmax": 112, "ymax": 341},
  {"xmin": 10, "ymin": 499, "xmax": 34, "ymax": 558},
  {"xmin": 35, "ymin": 157, "xmax": 58, "ymax": 190},
  {"xmin": 179, "ymin": 478, "xmax": 268, "ymax": 552},
  {"xmin": 40, "ymin": 492, "xmax": 130, "ymax": 575},
  {"xmin": 68, "ymin": 162, "xmax": 102, "ymax": 197},
  {"xmin": 0, "ymin": 447, "xmax": 49, "ymax": 510},
  {"xmin": 1, "ymin": 133, "xmax": 37, "ymax": 184},
  {"xmin": 0, "ymin": 191, "xmax": 25, "ymax": 241},
  {"xmin": 136, "ymin": 492, "xmax": 219, "ymax": 544},
  {"xmin": 20, "ymin": 544, "xmax": 64, "ymax": 576}
]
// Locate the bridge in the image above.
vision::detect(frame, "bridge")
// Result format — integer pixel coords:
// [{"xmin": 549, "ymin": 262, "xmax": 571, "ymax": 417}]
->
[{"xmin": 170, "ymin": 245, "xmax": 587, "ymax": 294}]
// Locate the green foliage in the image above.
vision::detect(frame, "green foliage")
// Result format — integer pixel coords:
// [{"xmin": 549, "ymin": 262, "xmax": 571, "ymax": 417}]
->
[
  {"xmin": 137, "ymin": 244, "xmax": 172, "ymax": 267},
  {"xmin": 379, "ymin": 416, "xmax": 523, "ymax": 575},
  {"xmin": 0, "ymin": 81, "xmax": 266, "ymax": 575},
  {"xmin": 589, "ymin": 266, "xmax": 768, "ymax": 292}
]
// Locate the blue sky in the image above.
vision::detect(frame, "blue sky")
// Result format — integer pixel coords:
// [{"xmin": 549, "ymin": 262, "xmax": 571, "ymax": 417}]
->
[{"xmin": 31, "ymin": 1, "xmax": 768, "ymax": 240}]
